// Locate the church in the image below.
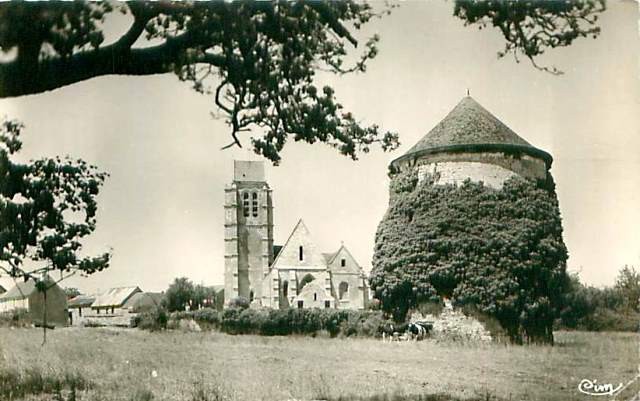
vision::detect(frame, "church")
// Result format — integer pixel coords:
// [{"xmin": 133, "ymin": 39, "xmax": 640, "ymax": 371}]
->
[{"xmin": 223, "ymin": 161, "xmax": 369, "ymax": 310}]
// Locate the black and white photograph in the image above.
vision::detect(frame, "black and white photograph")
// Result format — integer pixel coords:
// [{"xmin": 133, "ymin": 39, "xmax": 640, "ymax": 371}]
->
[{"xmin": 0, "ymin": 1, "xmax": 638, "ymax": 400}]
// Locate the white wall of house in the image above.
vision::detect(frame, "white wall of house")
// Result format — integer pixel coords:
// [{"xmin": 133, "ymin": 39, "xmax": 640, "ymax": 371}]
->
[{"xmin": 0, "ymin": 298, "xmax": 29, "ymax": 313}]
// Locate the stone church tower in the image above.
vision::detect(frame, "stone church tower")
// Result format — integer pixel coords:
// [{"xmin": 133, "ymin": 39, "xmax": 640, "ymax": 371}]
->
[
  {"xmin": 224, "ymin": 161, "xmax": 274, "ymax": 306},
  {"xmin": 223, "ymin": 161, "xmax": 369, "ymax": 310}
]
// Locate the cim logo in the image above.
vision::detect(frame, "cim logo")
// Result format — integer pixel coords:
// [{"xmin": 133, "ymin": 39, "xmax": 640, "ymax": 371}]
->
[{"xmin": 578, "ymin": 379, "xmax": 623, "ymax": 396}]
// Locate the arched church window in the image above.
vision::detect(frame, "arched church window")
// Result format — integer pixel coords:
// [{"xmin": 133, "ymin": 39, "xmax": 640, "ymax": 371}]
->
[
  {"xmin": 341, "ymin": 258, "xmax": 346, "ymax": 267},
  {"xmin": 339, "ymin": 282, "xmax": 349, "ymax": 300},
  {"xmin": 252, "ymin": 192, "xmax": 258, "ymax": 217},
  {"xmin": 299, "ymin": 246, "xmax": 304, "ymax": 261},
  {"xmin": 242, "ymin": 192, "xmax": 249, "ymax": 217},
  {"xmin": 283, "ymin": 280, "xmax": 289, "ymax": 298},
  {"xmin": 249, "ymin": 290, "xmax": 254, "ymax": 302}
]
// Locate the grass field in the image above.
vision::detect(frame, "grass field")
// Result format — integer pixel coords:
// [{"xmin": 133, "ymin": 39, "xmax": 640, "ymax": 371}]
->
[{"xmin": 0, "ymin": 328, "xmax": 638, "ymax": 401}]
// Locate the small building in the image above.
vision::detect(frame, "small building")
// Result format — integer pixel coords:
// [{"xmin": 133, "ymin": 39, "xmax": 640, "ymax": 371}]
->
[
  {"xmin": 123, "ymin": 292, "xmax": 164, "ymax": 313},
  {"xmin": 0, "ymin": 278, "xmax": 68, "ymax": 327},
  {"xmin": 91, "ymin": 286, "xmax": 141, "ymax": 314},
  {"xmin": 0, "ymin": 285, "xmax": 6, "ymax": 295},
  {"xmin": 68, "ymin": 294, "xmax": 96, "ymax": 318}
]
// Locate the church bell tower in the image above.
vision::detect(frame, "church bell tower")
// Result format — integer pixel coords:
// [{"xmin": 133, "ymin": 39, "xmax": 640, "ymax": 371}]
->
[{"xmin": 224, "ymin": 161, "xmax": 274, "ymax": 306}]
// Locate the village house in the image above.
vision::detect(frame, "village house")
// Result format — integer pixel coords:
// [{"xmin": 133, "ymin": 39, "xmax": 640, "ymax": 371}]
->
[
  {"xmin": 68, "ymin": 294, "xmax": 96, "ymax": 319},
  {"xmin": 224, "ymin": 161, "xmax": 369, "ymax": 310},
  {"xmin": 91, "ymin": 286, "xmax": 141, "ymax": 314},
  {"xmin": 0, "ymin": 278, "xmax": 68, "ymax": 327}
]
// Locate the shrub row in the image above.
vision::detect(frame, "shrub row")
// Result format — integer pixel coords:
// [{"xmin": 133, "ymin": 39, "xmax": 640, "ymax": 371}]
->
[{"xmin": 139, "ymin": 307, "xmax": 394, "ymax": 338}]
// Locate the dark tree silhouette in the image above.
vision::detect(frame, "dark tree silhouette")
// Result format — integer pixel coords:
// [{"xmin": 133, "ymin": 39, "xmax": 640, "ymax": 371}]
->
[
  {"xmin": 0, "ymin": 119, "xmax": 111, "ymax": 284},
  {"xmin": 454, "ymin": 0, "xmax": 605, "ymax": 74},
  {"xmin": 0, "ymin": 1, "xmax": 605, "ymax": 162}
]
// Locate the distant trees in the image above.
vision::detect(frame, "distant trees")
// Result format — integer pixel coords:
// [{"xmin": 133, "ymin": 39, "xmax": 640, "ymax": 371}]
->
[
  {"xmin": 63, "ymin": 288, "xmax": 81, "ymax": 299},
  {"xmin": 164, "ymin": 277, "xmax": 194, "ymax": 312},
  {"xmin": 614, "ymin": 265, "xmax": 640, "ymax": 314},
  {"xmin": 370, "ymin": 172, "xmax": 569, "ymax": 344},
  {"xmin": 163, "ymin": 277, "xmax": 219, "ymax": 312},
  {"xmin": 560, "ymin": 266, "xmax": 640, "ymax": 331}
]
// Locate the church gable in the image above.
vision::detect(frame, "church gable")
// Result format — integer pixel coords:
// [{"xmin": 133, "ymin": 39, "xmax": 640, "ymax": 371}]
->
[
  {"xmin": 327, "ymin": 245, "xmax": 362, "ymax": 275},
  {"xmin": 271, "ymin": 219, "xmax": 327, "ymax": 270}
]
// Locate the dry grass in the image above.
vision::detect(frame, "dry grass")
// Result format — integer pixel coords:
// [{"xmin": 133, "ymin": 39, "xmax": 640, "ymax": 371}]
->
[{"xmin": 0, "ymin": 328, "xmax": 637, "ymax": 401}]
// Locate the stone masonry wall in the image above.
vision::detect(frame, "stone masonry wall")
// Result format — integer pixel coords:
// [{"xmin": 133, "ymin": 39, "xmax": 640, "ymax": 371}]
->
[
  {"xmin": 395, "ymin": 151, "xmax": 548, "ymax": 190},
  {"xmin": 411, "ymin": 301, "xmax": 492, "ymax": 342},
  {"xmin": 417, "ymin": 161, "xmax": 517, "ymax": 189}
]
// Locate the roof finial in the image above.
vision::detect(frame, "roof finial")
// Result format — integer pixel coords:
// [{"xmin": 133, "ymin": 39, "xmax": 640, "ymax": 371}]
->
[{"xmin": 466, "ymin": 88, "xmax": 470, "ymax": 97}]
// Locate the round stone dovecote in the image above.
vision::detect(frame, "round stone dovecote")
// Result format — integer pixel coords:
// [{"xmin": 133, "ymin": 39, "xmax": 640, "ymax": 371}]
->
[{"xmin": 390, "ymin": 96, "xmax": 552, "ymax": 189}]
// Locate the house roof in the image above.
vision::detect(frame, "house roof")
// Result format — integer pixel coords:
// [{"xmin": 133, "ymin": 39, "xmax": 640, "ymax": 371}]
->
[
  {"xmin": 391, "ymin": 96, "xmax": 552, "ymax": 167},
  {"xmin": 68, "ymin": 294, "xmax": 96, "ymax": 308},
  {"xmin": 123, "ymin": 292, "xmax": 163, "ymax": 310},
  {"xmin": 322, "ymin": 252, "xmax": 337, "ymax": 264},
  {"xmin": 0, "ymin": 280, "xmax": 37, "ymax": 301},
  {"xmin": 92, "ymin": 286, "xmax": 141, "ymax": 308}
]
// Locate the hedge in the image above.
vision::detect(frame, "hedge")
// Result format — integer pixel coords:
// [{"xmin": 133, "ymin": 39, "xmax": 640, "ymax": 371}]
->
[{"xmin": 159, "ymin": 307, "xmax": 393, "ymax": 338}]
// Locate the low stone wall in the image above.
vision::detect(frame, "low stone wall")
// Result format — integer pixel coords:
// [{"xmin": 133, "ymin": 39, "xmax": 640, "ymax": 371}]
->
[{"xmin": 411, "ymin": 302, "xmax": 492, "ymax": 342}]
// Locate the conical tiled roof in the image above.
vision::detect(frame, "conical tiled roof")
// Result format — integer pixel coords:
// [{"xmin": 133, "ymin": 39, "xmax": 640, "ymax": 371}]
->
[{"xmin": 392, "ymin": 96, "xmax": 552, "ymax": 167}]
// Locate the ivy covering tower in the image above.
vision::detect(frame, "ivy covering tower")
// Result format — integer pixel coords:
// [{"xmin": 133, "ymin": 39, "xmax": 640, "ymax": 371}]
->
[{"xmin": 370, "ymin": 96, "xmax": 569, "ymax": 344}]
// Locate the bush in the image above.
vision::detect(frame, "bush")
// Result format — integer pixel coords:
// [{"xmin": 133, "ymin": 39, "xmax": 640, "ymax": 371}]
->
[
  {"xmin": 228, "ymin": 297, "xmax": 250, "ymax": 310},
  {"xmin": 580, "ymin": 308, "xmax": 639, "ymax": 332},
  {"xmin": 220, "ymin": 308, "xmax": 392, "ymax": 338},
  {"xmin": 192, "ymin": 308, "xmax": 221, "ymax": 329},
  {"xmin": 133, "ymin": 306, "xmax": 168, "ymax": 331},
  {"xmin": 558, "ymin": 271, "xmax": 639, "ymax": 332},
  {"xmin": 151, "ymin": 306, "xmax": 397, "ymax": 339}
]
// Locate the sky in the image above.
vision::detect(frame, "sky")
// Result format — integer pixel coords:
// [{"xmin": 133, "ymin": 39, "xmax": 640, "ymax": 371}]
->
[{"xmin": 0, "ymin": 1, "xmax": 638, "ymax": 293}]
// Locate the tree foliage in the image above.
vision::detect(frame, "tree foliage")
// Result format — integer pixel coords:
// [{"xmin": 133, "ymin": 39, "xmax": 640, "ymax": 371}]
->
[
  {"xmin": 454, "ymin": 0, "xmax": 605, "ymax": 74},
  {"xmin": 163, "ymin": 277, "xmax": 195, "ymax": 312},
  {"xmin": 63, "ymin": 287, "xmax": 81, "ymax": 299},
  {"xmin": 0, "ymin": 1, "xmax": 398, "ymax": 163},
  {"xmin": 0, "ymin": 1, "xmax": 605, "ymax": 162},
  {"xmin": 0, "ymin": 119, "xmax": 110, "ymax": 285},
  {"xmin": 370, "ymin": 170, "xmax": 569, "ymax": 344},
  {"xmin": 614, "ymin": 265, "xmax": 640, "ymax": 313},
  {"xmin": 163, "ymin": 277, "xmax": 220, "ymax": 312},
  {"xmin": 559, "ymin": 269, "xmax": 639, "ymax": 332}
]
